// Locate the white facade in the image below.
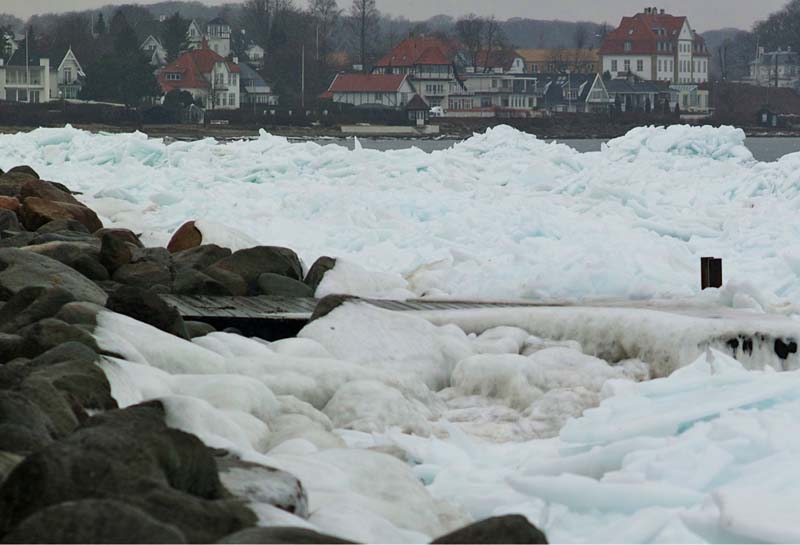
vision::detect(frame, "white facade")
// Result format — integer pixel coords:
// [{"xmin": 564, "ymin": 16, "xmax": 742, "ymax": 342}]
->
[
  {"xmin": 187, "ymin": 21, "xmax": 204, "ymax": 48},
  {"xmin": 332, "ymin": 79, "xmax": 416, "ymax": 108},
  {"xmin": 50, "ymin": 48, "xmax": 84, "ymax": 99},
  {"xmin": 1, "ymin": 58, "xmax": 52, "ymax": 103},
  {"xmin": 245, "ymin": 44, "xmax": 264, "ymax": 63},
  {"xmin": 141, "ymin": 35, "xmax": 167, "ymax": 66},
  {"xmin": 207, "ymin": 21, "xmax": 231, "ymax": 58},
  {"xmin": 748, "ymin": 49, "xmax": 800, "ymax": 88}
]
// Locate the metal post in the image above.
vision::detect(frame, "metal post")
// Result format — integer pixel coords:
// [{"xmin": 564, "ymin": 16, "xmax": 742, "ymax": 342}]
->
[
  {"xmin": 301, "ymin": 44, "xmax": 305, "ymax": 109},
  {"xmin": 701, "ymin": 257, "xmax": 723, "ymax": 290}
]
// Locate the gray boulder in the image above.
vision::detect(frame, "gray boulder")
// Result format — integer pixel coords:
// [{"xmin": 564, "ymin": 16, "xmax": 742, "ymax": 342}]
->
[
  {"xmin": 257, "ymin": 273, "xmax": 313, "ymax": 297},
  {"xmin": 0, "ymin": 499, "xmax": 187, "ymax": 544},
  {"xmin": 0, "ymin": 401, "xmax": 256, "ymax": 542},
  {"xmin": 35, "ymin": 219, "xmax": 90, "ymax": 235},
  {"xmin": 218, "ymin": 527, "xmax": 355, "ymax": 544},
  {"xmin": 18, "ymin": 318, "xmax": 99, "ymax": 358},
  {"xmin": 304, "ymin": 256, "xmax": 336, "ymax": 294},
  {"xmin": 0, "ymin": 286, "xmax": 76, "ymax": 334},
  {"xmin": 0, "ymin": 391, "xmax": 53, "ymax": 454},
  {"xmin": 431, "ymin": 515, "xmax": 548, "ymax": 544},
  {"xmin": 106, "ymin": 286, "xmax": 189, "ymax": 340},
  {"xmin": 185, "ymin": 321, "xmax": 216, "ymax": 339},
  {"xmin": 0, "ymin": 210, "xmax": 19, "ymax": 233},
  {"xmin": 202, "ymin": 265, "xmax": 248, "ymax": 296},
  {"xmin": 212, "ymin": 246, "xmax": 304, "ymax": 292},
  {"xmin": 172, "ymin": 244, "xmax": 231, "ymax": 272},
  {"xmin": 174, "ymin": 269, "xmax": 233, "ymax": 296},
  {"xmin": 217, "ymin": 455, "xmax": 308, "ymax": 519},
  {"xmin": 0, "ymin": 249, "xmax": 106, "ymax": 305},
  {"xmin": 113, "ymin": 261, "xmax": 172, "ymax": 289}
]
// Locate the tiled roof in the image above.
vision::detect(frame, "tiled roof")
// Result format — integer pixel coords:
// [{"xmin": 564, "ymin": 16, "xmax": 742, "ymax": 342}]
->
[
  {"xmin": 374, "ymin": 36, "xmax": 454, "ymax": 67},
  {"xmin": 599, "ymin": 12, "xmax": 708, "ymax": 57},
  {"xmin": 405, "ymin": 94, "xmax": 429, "ymax": 110},
  {"xmin": 328, "ymin": 73, "xmax": 408, "ymax": 93},
  {"xmin": 516, "ymin": 48, "xmax": 599, "ymax": 63},
  {"xmin": 157, "ymin": 45, "xmax": 240, "ymax": 92}
]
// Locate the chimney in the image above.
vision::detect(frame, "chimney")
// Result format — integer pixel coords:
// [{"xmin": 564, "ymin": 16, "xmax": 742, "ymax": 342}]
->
[{"xmin": 660, "ymin": 9, "xmax": 665, "ymax": 14}]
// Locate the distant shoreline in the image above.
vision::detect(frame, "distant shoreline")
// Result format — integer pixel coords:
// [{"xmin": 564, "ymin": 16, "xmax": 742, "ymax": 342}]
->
[{"xmin": 2, "ymin": 122, "xmax": 799, "ymax": 141}]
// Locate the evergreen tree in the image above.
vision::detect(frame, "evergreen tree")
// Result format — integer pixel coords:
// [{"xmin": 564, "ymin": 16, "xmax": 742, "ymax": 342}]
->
[
  {"xmin": 161, "ymin": 11, "xmax": 189, "ymax": 61},
  {"xmin": 96, "ymin": 13, "xmax": 106, "ymax": 35}
]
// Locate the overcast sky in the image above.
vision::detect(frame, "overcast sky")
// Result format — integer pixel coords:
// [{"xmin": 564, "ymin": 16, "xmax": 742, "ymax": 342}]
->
[{"xmin": 1, "ymin": 0, "xmax": 789, "ymax": 31}]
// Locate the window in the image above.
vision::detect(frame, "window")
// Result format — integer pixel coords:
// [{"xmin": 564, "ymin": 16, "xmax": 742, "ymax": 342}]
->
[
  {"xmin": 624, "ymin": 41, "xmax": 632, "ymax": 52},
  {"xmin": 228, "ymin": 73, "xmax": 236, "ymax": 86},
  {"xmin": 220, "ymin": 94, "xmax": 227, "ymax": 106},
  {"xmin": 166, "ymin": 72, "xmax": 182, "ymax": 81},
  {"xmin": 531, "ymin": 63, "xmax": 539, "ymax": 73},
  {"xmin": 658, "ymin": 59, "xmax": 662, "ymax": 71},
  {"xmin": 611, "ymin": 60, "xmax": 618, "ymax": 72},
  {"xmin": 64, "ymin": 67, "xmax": 72, "ymax": 82},
  {"xmin": 229, "ymin": 92, "xmax": 235, "ymax": 106},
  {"xmin": 637, "ymin": 59, "xmax": 644, "ymax": 72},
  {"xmin": 492, "ymin": 79, "xmax": 498, "ymax": 88},
  {"xmin": 374, "ymin": 92, "xmax": 382, "ymax": 101},
  {"xmin": 624, "ymin": 59, "xmax": 631, "ymax": 72}
]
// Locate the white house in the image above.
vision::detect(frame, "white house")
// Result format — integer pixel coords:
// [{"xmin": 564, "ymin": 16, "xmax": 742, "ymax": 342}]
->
[
  {"xmin": 245, "ymin": 43, "xmax": 265, "ymax": 66},
  {"xmin": 748, "ymin": 47, "xmax": 800, "ymax": 89},
  {"xmin": 599, "ymin": 7, "xmax": 709, "ymax": 84},
  {"xmin": 186, "ymin": 20, "xmax": 204, "ymax": 49},
  {"xmin": 50, "ymin": 47, "xmax": 85, "ymax": 100},
  {"xmin": 323, "ymin": 73, "xmax": 418, "ymax": 109},
  {"xmin": 157, "ymin": 43, "xmax": 241, "ymax": 110},
  {"xmin": 0, "ymin": 41, "xmax": 51, "ymax": 103},
  {"xmin": 239, "ymin": 62, "xmax": 277, "ymax": 107},
  {"xmin": 141, "ymin": 35, "xmax": 167, "ymax": 66}
]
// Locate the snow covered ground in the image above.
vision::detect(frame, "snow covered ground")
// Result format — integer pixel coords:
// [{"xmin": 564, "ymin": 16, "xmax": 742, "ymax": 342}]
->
[
  {"xmin": 5, "ymin": 124, "xmax": 800, "ymax": 542},
  {"xmin": 3, "ymin": 124, "xmax": 800, "ymax": 305}
]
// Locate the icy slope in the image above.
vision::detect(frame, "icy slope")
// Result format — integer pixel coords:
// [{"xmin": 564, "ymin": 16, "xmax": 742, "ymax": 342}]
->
[{"xmin": 3, "ymin": 124, "xmax": 800, "ymax": 302}]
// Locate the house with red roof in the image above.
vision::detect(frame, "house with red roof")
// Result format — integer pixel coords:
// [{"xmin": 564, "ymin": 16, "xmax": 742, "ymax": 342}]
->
[
  {"xmin": 371, "ymin": 36, "xmax": 464, "ymax": 110},
  {"xmin": 322, "ymin": 73, "xmax": 420, "ymax": 109},
  {"xmin": 157, "ymin": 41, "xmax": 241, "ymax": 110},
  {"xmin": 599, "ymin": 7, "xmax": 709, "ymax": 84}
]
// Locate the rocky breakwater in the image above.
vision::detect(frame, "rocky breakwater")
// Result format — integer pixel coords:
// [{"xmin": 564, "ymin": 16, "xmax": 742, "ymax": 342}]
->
[{"xmin": 0, "ymin": 165, "xmax": 547, "ymax": 544}]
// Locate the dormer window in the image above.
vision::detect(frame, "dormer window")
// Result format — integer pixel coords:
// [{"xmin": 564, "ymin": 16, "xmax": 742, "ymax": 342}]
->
[
  {"xmin": 166, "ymin": 72, "xmax": 182, "ymax": 81},
  {"xmin": 624, "ymin": 41, "xmax": 632, "ymax": 52}
]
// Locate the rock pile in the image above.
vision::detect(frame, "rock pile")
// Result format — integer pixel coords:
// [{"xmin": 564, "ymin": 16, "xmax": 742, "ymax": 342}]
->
[{"xmin": 0, "ymin": 166, "xmax": 548, "ymax": 544}]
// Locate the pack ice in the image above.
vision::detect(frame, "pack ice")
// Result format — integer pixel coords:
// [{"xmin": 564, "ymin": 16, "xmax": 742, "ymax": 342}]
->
[
  {"xmin": 2, "ymin": 123, "xmax": 800, "ymax": 306},
  {"xmin": 5, "ymin": 124, "xmax": 800, "ymax": 543}
]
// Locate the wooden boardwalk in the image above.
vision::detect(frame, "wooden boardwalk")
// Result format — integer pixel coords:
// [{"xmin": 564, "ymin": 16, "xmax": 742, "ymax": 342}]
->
[{"xmin": 159, "ymin": 294, "xmax": 550, "ymax": 340}]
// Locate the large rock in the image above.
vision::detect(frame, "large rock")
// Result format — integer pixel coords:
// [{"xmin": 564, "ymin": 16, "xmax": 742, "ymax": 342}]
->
[
  {"xmin": 304, "ymin": 256, "xmax": 336, "ymax": 294},
  {"xmin": 28, "ymin": 355, "xmax": 116, "ymax": 412},
  {"xmin": 0, "ymin": 233, "xmax": 35, "ymax": 249},
  {"xmin": 94, "ymin": 228, "xmax": 144, "ymax": 248},
  {"xmin": 18, "ymin": 318, "xmax": 100, "ymax": 358},
  {"xmin": 167, "ymin": 221, "xmax": 203, "ymax": 253},
  {"xmin": 212, "ymin": 246, "xmax": 304, "ymax": 293},
  {"xmin": 17, "ymin": 375, "xmax": 81, "ymax": 438},
  {"xmin": 202, "ymin": 266, "xmax": 247, "ymax": 296},
  {"xmin": 218, "ymin": 527, "xmax": 355, "ymax": 544},
  {"xmin": 6, "ymin": 166, "xmax": 39, "ymax": 179},
  {"xmin": 309, "ymin": 294, "xmax": 360, "ymax": 322},
  {"xmin": 0, "ymin": 391, "xmax": 53, "ymax": 454},
  {"xmin": 173, "ymin": 270, "xmax": 233, "ymax": 296},
  {"xmin": 0, "ymin": 249, "xmax": 106, "ymax": 305},
  {"xmin": 0, "ymin": 401, "xmax": 256, "ymax": 542},
  {"xmin": 0, "ymin": 452, "xmax": 22, "ymax": 487},
  {"xmin": 100, "ymin": 233, "xmax": 133, "ymax": 273},
  {"xmin": 106, "ymin": 286, "xmax": 189, "ymax": 340},
  {"xmin": 431, "ymin": 515, "xmax": 548, "ymax": 544},
  {"xmin": 257, "ymin": 273, "xmax": 313, "ymax": 297},
  {"xmin": 35, "ymin": 219, "xmax": 90, "ymax": 235},
  {"xmin": 0, "ymin": 499, "xmax": 187, "ymax": 544},
  {"xmin": 113, "ymin": 261, "xmax": 171, "ymax": 289},
  {"xmin": 19, "ymin": 179, "xmax": 82, "ymax": 207},
  {"xmin": 173, "ymin": 244, "xmax": 231, "ymax": 272},
  {"xmin": 23, "ymin": 240, "xmax": 101, "ymax": 268},
  {"xmin": 70, "ymin": 255, "xmax": 110, "ymax": 281},
  {"xmin": 19, "ymin": 197, "xmax": 102, "ymax": 233},
  {"xmin": 0, "ymin": 210, "xmax": 19, "ymax": 233},
  {"xmin": 0, "ymin": 286, "xmax": 75, "ymax": 334}
]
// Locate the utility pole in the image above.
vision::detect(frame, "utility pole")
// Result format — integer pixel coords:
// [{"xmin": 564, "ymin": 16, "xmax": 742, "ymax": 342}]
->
[{"xmin": 301, "ymin": 43, "xmax": 305, "ymax": 109}]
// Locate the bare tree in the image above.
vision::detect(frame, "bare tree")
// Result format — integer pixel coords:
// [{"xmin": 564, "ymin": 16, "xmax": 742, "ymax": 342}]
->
[
  {"xmin": 455, "ymin": 14, "xmax": 485, "ymax": 71},
  {"xmin": 309, "ymin": 0, "xmax": 341, "ymax": 61},
  {"xmin": 350, "ymin": 0, "xmax": 379, "ymax": 73},
  {"xmin": 574, "ymin": 24, "xmax": 588, "ymax": 49}
]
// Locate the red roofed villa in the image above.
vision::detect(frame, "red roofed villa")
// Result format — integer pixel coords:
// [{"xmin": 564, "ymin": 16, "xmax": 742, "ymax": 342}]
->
[
  {"xmin": 322, "ymin": 73, "xmax": 419, "ymax": 108},
  {"xmin": 599, "ymin": 7, "xmax": 709, "ymax": 84},
  {"xmin": 157, "ymin": 41, "xmax": 241, "ymax": 110},
  {"xmin": 371, "ymin": 36, "xmax": 464, "ymax": 109}
]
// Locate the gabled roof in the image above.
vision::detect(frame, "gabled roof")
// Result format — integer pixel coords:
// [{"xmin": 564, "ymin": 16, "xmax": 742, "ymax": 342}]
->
[
  {"xmin": 599, "ymin": 11, "xmax": 708, "ymax": 57},
  {"xmin": 141, "ymin": 35, "xmax": 164, "ymax": 49},
  {"xmin": 605, "ymin": 77, "xmax": 670, "ymax": 94},
  {"xmin": 157, "ymin": 45, "xmax": 240, "ymax": 92},
  {"xmin": 405, "ymin": 94, "xmax": 429, "ymax": 110},
  {"xmin": 374, "ymin": 36, "xmax": 455, "ymax": 68},
  {"xmin": 328, "ymin": 73, "xmax": 409, "ymax": 93},
  {"xmin": 472, "ymin": 49, "xmax": 521, "ymax": 71}
]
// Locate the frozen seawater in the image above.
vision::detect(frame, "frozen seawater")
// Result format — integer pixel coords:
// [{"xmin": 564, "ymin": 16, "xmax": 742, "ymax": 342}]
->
[{"xmin": 5, "ymin": 124, "xmax": 800, "ymax": 305}]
